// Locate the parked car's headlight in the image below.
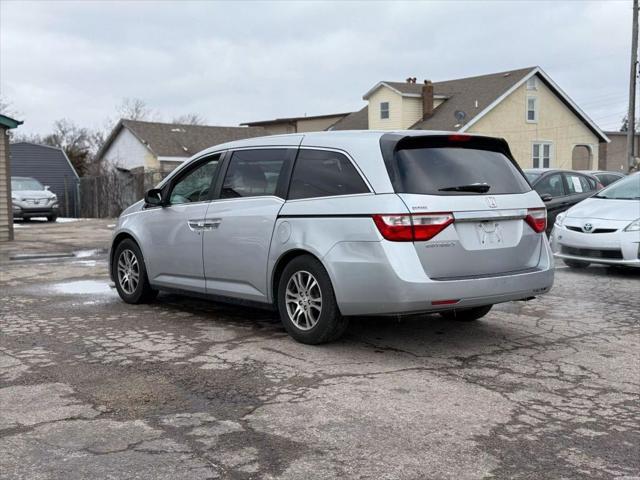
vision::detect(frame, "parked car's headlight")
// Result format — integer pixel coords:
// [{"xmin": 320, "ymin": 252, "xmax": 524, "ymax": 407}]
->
[
  {"xmin": 624, "ymin": 218, "xmax": 640, "ymax": 232},
  {"xmin": 555, "ymin": 212, "xmax": 566, "ymax": 227}
]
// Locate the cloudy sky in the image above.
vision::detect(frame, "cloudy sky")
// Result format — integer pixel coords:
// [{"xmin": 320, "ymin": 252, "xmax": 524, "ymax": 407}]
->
[{"xmin": 0, "ymin": 0, "xmax": 633, "ymax": 136}]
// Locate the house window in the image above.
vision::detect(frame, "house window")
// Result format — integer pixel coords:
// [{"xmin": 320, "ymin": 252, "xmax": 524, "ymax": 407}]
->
[
  {"xmin": 532, "ymin": 142, "xmax": 551, "ymax": 168},
  {"xmin": 526, "ymin": 77, "xmax": 537, "ymax": 90},
  {"xmin": 526, "ymin": 96, "xmax": 538, "ymax": 123},
  {"xmin": 380, "ymin": 102, "xmax": 389, "ymax": 120}
]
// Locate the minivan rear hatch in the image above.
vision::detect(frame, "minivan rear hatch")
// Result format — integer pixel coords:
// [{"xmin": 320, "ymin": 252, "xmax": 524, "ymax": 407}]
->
[{"xmin": 379, "ymin": 134, "xmax": 545, "ymax": 279}]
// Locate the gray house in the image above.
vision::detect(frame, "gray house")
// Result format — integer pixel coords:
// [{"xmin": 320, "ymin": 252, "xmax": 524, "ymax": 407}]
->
[{"xmin": 10, "ymin": 142, "xmax": 80, "ymax": 217}]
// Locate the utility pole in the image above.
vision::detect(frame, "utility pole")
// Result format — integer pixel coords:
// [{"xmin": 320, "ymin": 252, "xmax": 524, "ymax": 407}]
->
[{"xmin": 626, "ymin": 0, "xmax": 639, "ymax": 171}]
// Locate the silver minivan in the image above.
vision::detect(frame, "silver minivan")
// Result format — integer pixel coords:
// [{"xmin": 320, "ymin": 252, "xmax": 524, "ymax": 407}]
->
[{"xmin": 110, "ymin": 131, "xmax": 554, "ymax": 344}]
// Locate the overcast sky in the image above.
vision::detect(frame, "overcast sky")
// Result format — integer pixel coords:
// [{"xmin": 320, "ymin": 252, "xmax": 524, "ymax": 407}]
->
[{"xmin": 0, "ymin": 0, "xmax": 633, "ymax": 135}]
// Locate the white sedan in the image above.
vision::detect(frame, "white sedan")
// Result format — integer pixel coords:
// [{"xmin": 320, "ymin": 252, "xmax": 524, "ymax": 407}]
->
[{"xmin": 551, "ymin": 173, "xmax": 640, "ymax": 268}]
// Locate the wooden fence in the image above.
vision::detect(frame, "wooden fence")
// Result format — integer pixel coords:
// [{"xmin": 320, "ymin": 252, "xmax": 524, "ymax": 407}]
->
[{"xmin": 78, "ymin": 170, "xmax": 164, "ymax": 218}]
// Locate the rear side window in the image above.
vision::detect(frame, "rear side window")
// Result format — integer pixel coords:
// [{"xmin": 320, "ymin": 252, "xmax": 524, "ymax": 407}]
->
[
  {"xmin": 221, "ymin": 149, "xmax": 287, "ymax": 199},
  {"xmin": 392, "ymin": 144, "xmax": 530, "ymax": 195},
  {"xmin": 599, "ymin": 174, "xmax": 619, "ymax": 186},
  {"xmin": 288, "ymin": 149, "xmax": 369, "ymax": 200},
  {"xmin": 565, "ymin": 173, "xmax": 594, "ymax": 194}
]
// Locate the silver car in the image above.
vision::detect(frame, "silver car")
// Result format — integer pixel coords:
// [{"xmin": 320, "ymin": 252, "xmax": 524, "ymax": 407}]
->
[
  {"xmin": 551, "ymin": 173, "xmax": 640, "ymax": 268},
  {"xmin": 11, "ymin": 176, "xmax": 59, "ymax": 222},
  {"xmin": 110, "ymin": 131, "xmax": 554, "ymax": 344}
]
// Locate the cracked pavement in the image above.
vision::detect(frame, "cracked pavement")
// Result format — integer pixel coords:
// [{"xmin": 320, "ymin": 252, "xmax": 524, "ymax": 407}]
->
[{"xmin": 1, "ymin": 219, "xmax": 638, "ymax": 479}]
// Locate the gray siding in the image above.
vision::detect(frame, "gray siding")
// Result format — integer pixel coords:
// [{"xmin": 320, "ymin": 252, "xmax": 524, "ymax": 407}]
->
[
  {"xmin": 0, "ymin": 127, "xmax": 13, "ymax": 241},
  {"xmin": 10, "ymin": 143, "xmax": 80, "ymax": 217}
]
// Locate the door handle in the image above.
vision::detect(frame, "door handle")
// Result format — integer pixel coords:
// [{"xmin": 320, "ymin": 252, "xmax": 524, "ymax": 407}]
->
[
  {"xmin": 188, "ymin": 219, "xmax": 205, "ymax": 232},
  {"xmin": 203, "ymin": 218, "xmax": 222, "ymax": 230}
]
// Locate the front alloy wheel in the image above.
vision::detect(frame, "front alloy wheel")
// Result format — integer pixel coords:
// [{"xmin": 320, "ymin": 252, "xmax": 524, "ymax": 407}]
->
[
  {"xmin": 117, "ymin": 249, "xmax": 140, "ymax": 295},
  {"xmin": 113, "ymin": 239, "xmax": 158, "ymax": 304}
]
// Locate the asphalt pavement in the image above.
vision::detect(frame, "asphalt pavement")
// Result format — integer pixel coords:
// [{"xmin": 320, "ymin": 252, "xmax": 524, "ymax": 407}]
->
[{"xmin": 1, "ymin": 219, "xmax": 638, "ymax": 479}]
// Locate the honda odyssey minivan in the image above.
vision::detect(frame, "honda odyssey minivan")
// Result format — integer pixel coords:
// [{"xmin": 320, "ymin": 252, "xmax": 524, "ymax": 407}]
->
[{"xmin": 110, "ymin": 131, "xmax": 554, "ymax": 344}]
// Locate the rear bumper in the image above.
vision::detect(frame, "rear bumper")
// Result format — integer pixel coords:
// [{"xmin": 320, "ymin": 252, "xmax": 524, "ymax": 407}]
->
[
  {"xmin": 324, "ymin": 237, "xmax": 554, "ymax": 316},
  {"xmin": 550, "ymin": 226, "xmax": 640, "ymax": 267}
]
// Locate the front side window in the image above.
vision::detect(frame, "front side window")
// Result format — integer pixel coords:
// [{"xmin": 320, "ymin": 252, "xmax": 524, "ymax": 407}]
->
[
  {"xmin": 532, "ymin": 142, "xmax": 551, "ymax": 168},
  {"xmin": 527, "ymin": 96, "xmax": 538, "ymax": 122},
  {"xmin": 221, "ymin": 149, "xmax": 287, "ymax": 199},
  {"xmin": 534, "ymin": 174, "xmax": 565, "ymax": 198},
  {"xmin": 288, "ymin": 149, "xmax": 369, "ymax": 200},
  {"xmin": 169, "ymin": 156, "xmax": 220, "ymax": 205},
  {"xmin": 380, "ymin": 102, "xmax": 390, "ymax": 119}
]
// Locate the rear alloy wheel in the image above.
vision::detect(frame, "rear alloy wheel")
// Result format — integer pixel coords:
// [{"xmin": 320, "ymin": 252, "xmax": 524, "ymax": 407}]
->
[
  {"xmin": 113, "ymin": 239, "xmax": 158, "ymax": 304},
  {"xmin": 563, "ymin": 259, "xmax": 590, "ymax": 269},
  {"xmin": 277, "ymin": 255, "xmax": 348, "ymax": 344},
  {"xmin": 440, "ymin": 305, "xmax": 492, "ymax": 322}
]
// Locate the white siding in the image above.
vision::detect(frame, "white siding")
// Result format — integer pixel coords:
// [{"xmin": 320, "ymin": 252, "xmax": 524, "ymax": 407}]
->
[{"xmin": 102, "ymin": 128, "xmax": 157, "ymax": 170}]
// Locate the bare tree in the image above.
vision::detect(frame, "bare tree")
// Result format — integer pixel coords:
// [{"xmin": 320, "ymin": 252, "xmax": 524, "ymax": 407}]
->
[
  {"xmin": 0, "ymin": 96, "xmax": 15, "ymax": 116},
  {"xmin": 172, "ymin": 113, "xmax": 206, "ymax": 125},
  {"xmin": 116, "ymin": 97, "xmax": 155, "ymax": 121},
  {"xmin": 620, "ymin": 115, "xmax": 640, "ymax": 133},
  {"xmin": 42, "ymin": 119, "xmax": 92, "ymax": 176}
]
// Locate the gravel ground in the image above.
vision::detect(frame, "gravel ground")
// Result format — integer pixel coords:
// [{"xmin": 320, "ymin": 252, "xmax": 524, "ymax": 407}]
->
[{"xmin": 1, "ymin": 218, "xmax": 638, "ymax": 479}]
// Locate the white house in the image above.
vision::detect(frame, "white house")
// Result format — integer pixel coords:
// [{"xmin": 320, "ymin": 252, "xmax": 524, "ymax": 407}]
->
[{"xmin": 96, "ymin": 120, "xmax": 266, "ymax": 175}]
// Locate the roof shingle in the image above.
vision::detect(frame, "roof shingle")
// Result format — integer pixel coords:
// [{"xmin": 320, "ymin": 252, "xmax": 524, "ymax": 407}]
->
[
  {"xmin": 98, "ymin": 120, "xmax": 267, "ymax": 160},
  {"xmin": 412, "ymin": 67, "xmax": 535, "ymax": 130}
]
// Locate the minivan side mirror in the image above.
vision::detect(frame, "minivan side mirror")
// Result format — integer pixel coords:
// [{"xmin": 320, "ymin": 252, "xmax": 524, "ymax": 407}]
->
[
  {"xmin": 144, "ymin": 188, "xmax": 165, "ymax": 207},
  {"xmin": 44, "ymin": 185, "xmax": 50, "ymax": 191},
  {"xmin": 540, "ymin": 193, "xmax": 552, "ymax": 202}
]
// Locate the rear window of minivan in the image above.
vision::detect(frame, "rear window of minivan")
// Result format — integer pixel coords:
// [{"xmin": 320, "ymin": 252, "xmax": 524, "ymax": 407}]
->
[{"xmin": 385, "ymin": 136, "xmax": 531, "ymax": 196}]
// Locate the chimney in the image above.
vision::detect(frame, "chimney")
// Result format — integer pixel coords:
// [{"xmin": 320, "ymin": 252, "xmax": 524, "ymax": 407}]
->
[{"xmin": 422, "ymin": 80, "xmax": 434, "ymax": 120}]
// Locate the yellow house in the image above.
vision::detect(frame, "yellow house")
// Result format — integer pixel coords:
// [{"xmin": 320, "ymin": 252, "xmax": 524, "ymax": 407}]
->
[{"xmin": 330, "ymin": 67, "xmax": 610, "ymax": 170}]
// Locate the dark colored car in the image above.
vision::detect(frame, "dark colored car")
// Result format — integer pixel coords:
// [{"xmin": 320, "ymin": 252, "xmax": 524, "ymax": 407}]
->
[
  {"xmin": 524, "ymin": 169, "xmax": 602, "ymax": 233},
  {"xmin": 581, "ymin": 170, "xmax": 625, "ymax": 187}
]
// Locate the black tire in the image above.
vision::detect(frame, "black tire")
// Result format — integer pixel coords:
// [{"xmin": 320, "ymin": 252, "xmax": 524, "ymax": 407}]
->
[
  {"xmin": 277, "ymin": 255, "xmax": 348, "ymax": 344},
  {"xmin": 440, "ymin": 305, "xmax": 493, "ymax": 322},
  {"xmin": 113, "ymin": 238, "xmax": 158, "ymax": 304},
  {"xmin": 564, "ymin": 259, "xmax": 590, "ymax": 269},
  {"xmin": 47, "ymin": 215, "xmax": 57, "ymax": 222}
]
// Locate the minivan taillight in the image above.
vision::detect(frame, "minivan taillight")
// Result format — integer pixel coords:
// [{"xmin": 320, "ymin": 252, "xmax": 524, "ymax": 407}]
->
[
  {"xmin": 525, "ymin": 207, "xmax": 547, "ymax": 233},
  {"xmin": 372, "ymin": 213, "xmax": 454, "ymax": 242}
]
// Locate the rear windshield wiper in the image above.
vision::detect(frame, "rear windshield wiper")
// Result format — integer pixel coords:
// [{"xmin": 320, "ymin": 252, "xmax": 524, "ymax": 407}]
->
[{"xmin": 438, "ymin": 183, "xmax": 491, "ymax": 193}]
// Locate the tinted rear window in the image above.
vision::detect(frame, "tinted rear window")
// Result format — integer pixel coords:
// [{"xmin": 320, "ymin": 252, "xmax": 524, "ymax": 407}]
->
[{"xmin": 393, "ymin": 147, "xmax": 531, "ymax": 195}]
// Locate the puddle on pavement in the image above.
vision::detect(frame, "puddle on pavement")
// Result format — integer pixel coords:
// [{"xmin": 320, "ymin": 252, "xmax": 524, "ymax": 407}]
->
[
  {"xmin": 51, "ymin": 280, "xmax": 115, "ymax": 295},
  {"xmin": 74, "ymin": 249, "xmax": 105, "ymax": 258},
  {"xmin": 10, "ymin": 252, "xmax": 74, "ymax": 260}
]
